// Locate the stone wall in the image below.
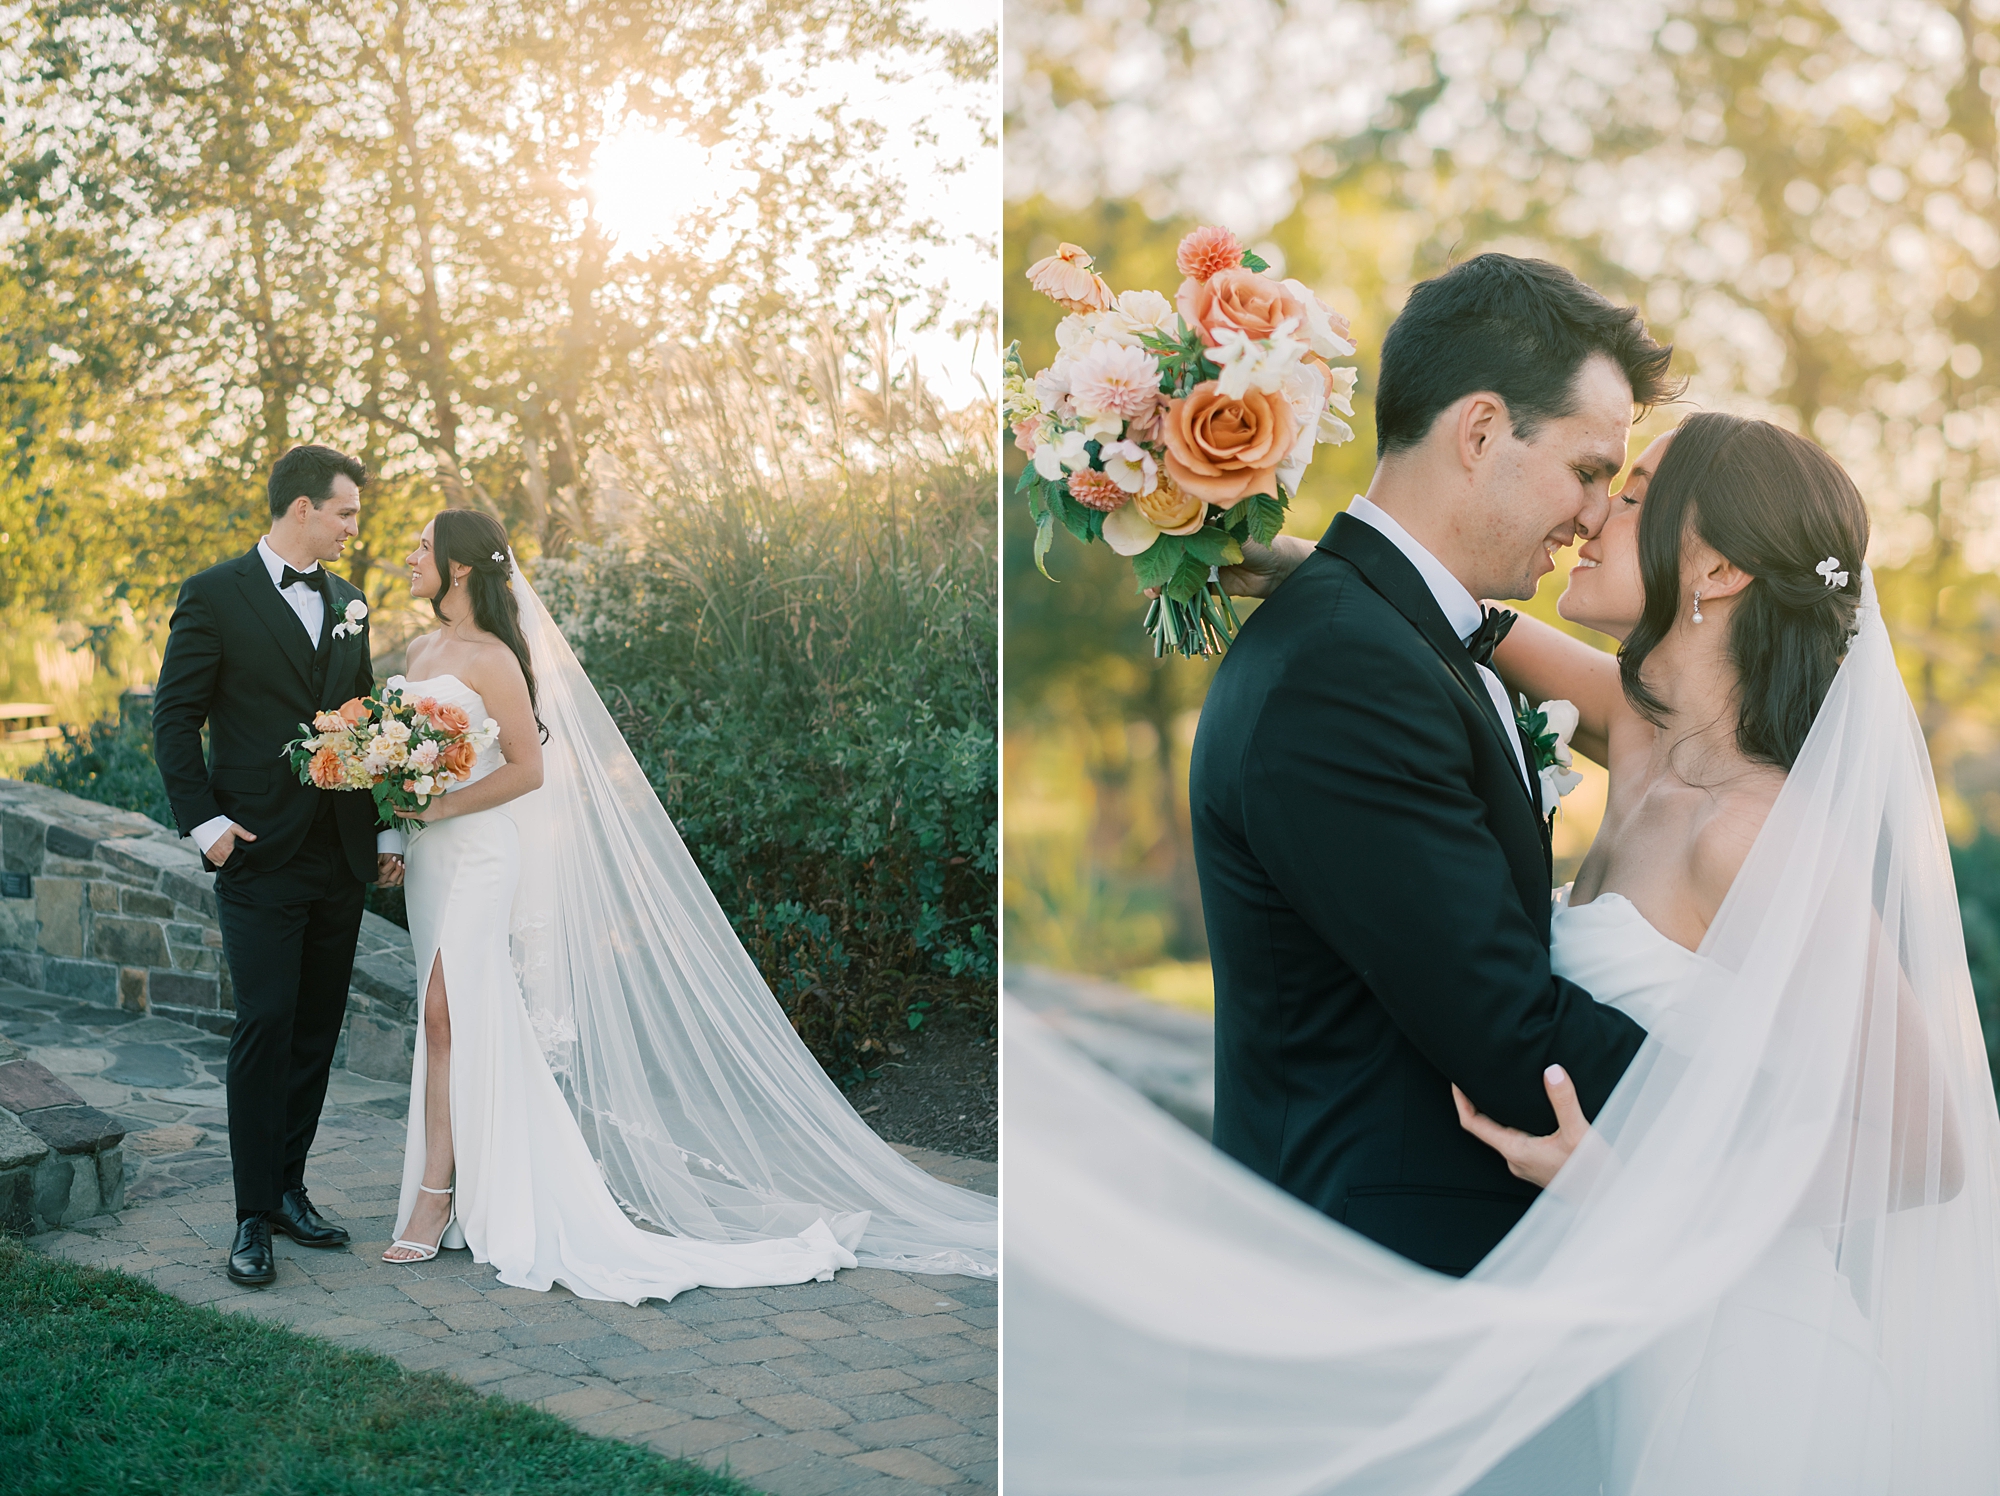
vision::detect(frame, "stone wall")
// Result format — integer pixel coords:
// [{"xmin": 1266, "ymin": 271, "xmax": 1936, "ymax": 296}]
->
[
  {"xmin": 0, "ymin": 1031, "xmax": 125, "ymax": 1233},
  {"xmin": 0, "ymin": 779, "xmax": 419, "ymax": 1081}
]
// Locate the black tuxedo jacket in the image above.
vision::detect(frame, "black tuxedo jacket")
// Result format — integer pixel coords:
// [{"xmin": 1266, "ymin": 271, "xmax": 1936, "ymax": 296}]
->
[
  {"xmin": 153, "ymin": 546, "xmax": 381, "ymax": 887},
  {"xmin": 1189, "ymin": 512, "xmax": 1646, "ymax": 1276}
]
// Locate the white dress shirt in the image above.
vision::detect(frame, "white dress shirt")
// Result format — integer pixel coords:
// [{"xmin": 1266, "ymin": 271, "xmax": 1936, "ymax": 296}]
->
[
  {"xmin": 192, "ymin": 539, "xmax": 404, "ymax": 859},
  {"xmin": 1344, "ymin": 496, "xmax": 1532, "ymax": 792}
]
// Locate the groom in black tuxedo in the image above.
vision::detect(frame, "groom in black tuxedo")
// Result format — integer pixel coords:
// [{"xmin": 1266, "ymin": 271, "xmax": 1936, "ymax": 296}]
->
[
  {"xmin": 1191, "ymin": 256, "xmax": 1675, "ymax": 1277},
  {"xmin": 154, "ymin": 444, "xmax": 406, "ymax": 1286}
]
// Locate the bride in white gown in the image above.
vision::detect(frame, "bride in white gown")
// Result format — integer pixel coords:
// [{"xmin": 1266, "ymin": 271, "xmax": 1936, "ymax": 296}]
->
[
  {"xmin": 378, "ymin": 508, "xmax": 995, "ymax": 1298},
  {"xmin": 1006, "ymin": 415, "xmax": 2000, "ymax": 1492}
]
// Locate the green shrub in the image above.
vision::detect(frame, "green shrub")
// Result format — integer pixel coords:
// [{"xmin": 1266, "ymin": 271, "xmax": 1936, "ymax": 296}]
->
[
  {"xmin": 540, "ymin": 470, "xmax": 997, "ymax": 1085},
  {"xmin": 536, "ymin": 332, "xmax": 998, "ymax": 1084},
  {"xmin": 1953, "ymin": 832, "xmax": 2000, "ymax": 1095},
  {"xmin": 22, "ymin": 712, "xmax": 174, "ymax": 828}
]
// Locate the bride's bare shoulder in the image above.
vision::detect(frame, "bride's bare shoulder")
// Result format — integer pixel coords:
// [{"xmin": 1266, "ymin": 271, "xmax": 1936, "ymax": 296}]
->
[
  {"xmin": 402, "ymin": 630, "xmax": 444, "ymax": 674},
  {"xmin": 1687, "ymin": 768, "xmax": 1786, "ymax": 920}
]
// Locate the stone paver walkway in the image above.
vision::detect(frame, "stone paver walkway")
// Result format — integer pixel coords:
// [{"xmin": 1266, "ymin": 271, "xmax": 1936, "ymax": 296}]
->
[{"xmin": 8, "ymin": 980, "xmax": 996, "ymax": 1495}]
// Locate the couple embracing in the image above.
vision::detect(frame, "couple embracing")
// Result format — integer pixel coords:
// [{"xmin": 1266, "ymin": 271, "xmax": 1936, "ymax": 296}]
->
[
  {"xmin": 153, "ymin": 445, "xmax": 995, "ymax": 1295},
  {"xmin": 1008, "ymin": 255, "xmax": 2000, "ymax": 1492}
]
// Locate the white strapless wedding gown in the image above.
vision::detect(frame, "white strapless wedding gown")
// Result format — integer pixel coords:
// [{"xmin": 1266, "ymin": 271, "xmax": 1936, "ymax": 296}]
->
[
  {"xmin": 1550, "ymin": 886, "xmax": 1893, "ymax": 1495},
  {"xmin": 387, "ymin": 674, "xmax": 856, "ymax": 1302}
]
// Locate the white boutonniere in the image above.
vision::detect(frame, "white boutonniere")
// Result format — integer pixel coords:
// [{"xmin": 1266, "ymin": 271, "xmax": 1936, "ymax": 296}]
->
[
  {"xmin": 331, "ymin": 597, "xmax": 368, "ymax": 639},
  {"xmin": 1517, "ymin": 696, "xmax": 1584, "ymax": 818}
]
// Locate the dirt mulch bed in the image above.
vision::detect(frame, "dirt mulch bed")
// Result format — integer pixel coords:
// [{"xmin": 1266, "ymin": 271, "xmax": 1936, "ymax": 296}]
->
[{"xmin": 850, "ymin": 1009, "xmax": 997, "ymax": 1163}]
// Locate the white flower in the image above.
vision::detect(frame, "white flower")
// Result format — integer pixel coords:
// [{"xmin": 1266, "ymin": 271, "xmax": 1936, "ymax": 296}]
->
[
  {"xmin": 1098, "ymin": 439, "xmax": 1159, "ymax": 496},
  {"xmin": 1069, "ymin": 342, "xmax": 1162, "ymax": 423},
  {"xmin": 1033, "ymin": 428, "xmax": 1094, "ymax": 481},
  {"xmin": 1282, "ymin": 278, "xmax": 1358, "ymax": 360},
  {"xmin": 1325, "ymin": 364, "xmax": 1358, "ymax": 418},
  {"xmin": 380, "ymin": 717, "xmax": 412, "ymax": 744},
  {"xmin": 1534, "ymin": 699, "xmax": 1585, "ymax": 816},
  {"xmin": 1101, "ymin": 501, "xmax": 1162, "ymax": 556},
  {"xmin": 413, "ymin": 773, "xmax": 437, "ymax": 798},
  {"xmin": 1101, "ymin": 288, "xmax": 1180, "ymax": 347},
  {"xmin": 345, "ymin": 598, "xmax": 367, "ymax": 622},
  {"xmin": 1209, "ymin": 325, "xmax": 1306, "ymax": 400},
  {"xmin": 478, "ymin": 716, "xmax": 500, "ymax": 743},
  {"xmin": 408, "ymin": 739, "xmax": 441, "ymax": 770}
]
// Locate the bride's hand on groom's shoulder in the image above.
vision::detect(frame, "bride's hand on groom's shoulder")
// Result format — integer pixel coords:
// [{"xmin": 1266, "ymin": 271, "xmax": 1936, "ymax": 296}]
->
[
  {"xmin": 1217, "ymin": 533, "xmax": 1314, "ymax": 599},
  {"xmin": 1142, "ymin": 533, "xmax": 1314, "ymax": 601},
  {"xmin": 1452, "ymin": 1066, "xmax": 1589, "ymax": 1189}
]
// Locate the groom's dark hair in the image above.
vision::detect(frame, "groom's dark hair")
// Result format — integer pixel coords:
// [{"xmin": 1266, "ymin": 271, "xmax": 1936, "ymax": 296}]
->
[
  {"xmin": 1374, "ymin": 254, "xmax": 1678, "ymax": 458},
  {"xmin": 268, "ymin": 444, "xmax": 368, "ymax": 519}
]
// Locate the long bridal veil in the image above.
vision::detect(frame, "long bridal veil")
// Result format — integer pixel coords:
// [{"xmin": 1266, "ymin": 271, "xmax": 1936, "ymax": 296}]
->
[
  {"xmin": 496, "ymin": 558, "xmax": 995, "ymax": 1278},
  {"xmin": 1006, "ymin": 572, "xmax": 2000, "ymax": 1492}
]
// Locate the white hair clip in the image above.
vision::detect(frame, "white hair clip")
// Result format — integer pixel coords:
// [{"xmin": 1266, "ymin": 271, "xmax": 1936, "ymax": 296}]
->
[
  {"xmin": 492, "ymin": 551, "xmax": 506, "ymax": 563},
  {"xmin": 1816, "ymin": 556, "xmax": 1849, "ymax": 589}
]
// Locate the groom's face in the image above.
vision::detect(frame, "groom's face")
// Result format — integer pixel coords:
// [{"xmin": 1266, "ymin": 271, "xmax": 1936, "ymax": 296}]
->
[
  {"xmin": 1473, "ymin": 353, "xmax": 1633, "ymax": 601},
  {"xmin": 296, "ymin": 475, "xmax": 362, "ymax": 564}
]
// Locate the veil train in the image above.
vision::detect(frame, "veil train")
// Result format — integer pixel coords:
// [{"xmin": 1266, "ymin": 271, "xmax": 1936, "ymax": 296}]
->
[{"xmin": 497, "ymin": 558, "xmax": 995, "ymax": 1278}]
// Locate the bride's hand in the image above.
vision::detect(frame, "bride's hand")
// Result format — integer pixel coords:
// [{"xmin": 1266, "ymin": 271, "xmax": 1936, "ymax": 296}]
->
[
  {"xmin": 395, "ymin": 799, "xmax": 449, "ymax": 825},
  {"xmin": 1452, "ymin": 1066, "xmax": 1589, "ymax": 1188}
]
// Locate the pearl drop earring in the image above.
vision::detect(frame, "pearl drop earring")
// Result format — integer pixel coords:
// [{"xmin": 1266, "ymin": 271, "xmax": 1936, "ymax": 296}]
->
[{"xmin": 1692, "ymin": 590, "xmax": 1704, "ymax": 624}]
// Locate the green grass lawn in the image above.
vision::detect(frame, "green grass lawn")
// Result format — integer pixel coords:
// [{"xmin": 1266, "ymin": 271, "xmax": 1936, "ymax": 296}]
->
[{"xmin": 0, "ymin": 1236, "xmax": 760, "ymax": 1496}]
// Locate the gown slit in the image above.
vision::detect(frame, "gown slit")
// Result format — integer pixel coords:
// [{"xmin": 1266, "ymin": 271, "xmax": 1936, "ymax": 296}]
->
[{"xmin": 387, "ymin": 672, "xmax": 857, "ymax": 1302}]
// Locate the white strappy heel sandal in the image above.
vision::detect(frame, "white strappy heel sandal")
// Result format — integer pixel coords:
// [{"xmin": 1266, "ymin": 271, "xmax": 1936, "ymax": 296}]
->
[{"xmin": 383, "ymin": 1183, "xmax": 457, "ymax": 1263}]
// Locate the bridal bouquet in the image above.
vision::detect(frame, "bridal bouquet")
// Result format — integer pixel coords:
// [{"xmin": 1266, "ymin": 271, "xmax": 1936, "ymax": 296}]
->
[
  {"xmin": 1006, "ymin": 226, "xmax": 1360, "ymax": 657},
  {"xmin": 284, "ymin": 686, "xmax": 499, "ymax": 825}
]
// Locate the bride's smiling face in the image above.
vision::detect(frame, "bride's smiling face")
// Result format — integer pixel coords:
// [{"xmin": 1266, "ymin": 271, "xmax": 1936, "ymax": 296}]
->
[
  {"xmin": 1558, "ymin": 431, "xmax": 1673, "ymax": 642},
  {"xmin": 405, "ymin": 522, "xmax": 443, "ymax": 601}
]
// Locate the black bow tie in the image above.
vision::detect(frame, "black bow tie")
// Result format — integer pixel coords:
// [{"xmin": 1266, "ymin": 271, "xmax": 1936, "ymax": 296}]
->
[
  {"xmin": 280, "ymin": 564, "xmax": 327, "ymax": 594},
  {"xmin": 1463, "ymin": 607, "xmax": 1517, "ymax": 668}
]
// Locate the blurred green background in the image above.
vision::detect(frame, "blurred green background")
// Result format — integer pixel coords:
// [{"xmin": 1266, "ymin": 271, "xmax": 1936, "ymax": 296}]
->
[{"xmin": 1003, "ymin": 0, "xmax": 2000, "ymax": 1066}]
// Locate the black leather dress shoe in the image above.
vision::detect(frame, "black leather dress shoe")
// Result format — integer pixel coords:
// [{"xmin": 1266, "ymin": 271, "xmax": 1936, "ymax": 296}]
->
[
  {"xmin": 268, "ymin": 1185, "xmax": 351, "ymax": 1248},
  {"xmin": 227, "ymin": 1216, "xmax": 276, "ymax": 1286}
]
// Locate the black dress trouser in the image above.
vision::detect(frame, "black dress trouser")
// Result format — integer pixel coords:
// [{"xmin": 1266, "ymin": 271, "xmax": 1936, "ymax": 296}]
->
[{"xmin": 214, "ymin": 806, "xmax": 365, "ymax": 1215}]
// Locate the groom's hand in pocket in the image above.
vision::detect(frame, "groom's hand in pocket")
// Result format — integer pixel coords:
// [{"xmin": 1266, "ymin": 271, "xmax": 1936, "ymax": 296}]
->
[
  {"xmin": 207, "ymin": 824, "xmax": 257, "ymax": 867},
  {"xmin": 1453, "ymin": 1066, "xmax": 1590, "ymax": 1189}
]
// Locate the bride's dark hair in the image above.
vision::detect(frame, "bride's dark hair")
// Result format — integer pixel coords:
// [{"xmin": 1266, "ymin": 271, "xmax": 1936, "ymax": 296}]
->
[
  {"xmin": 428, "ymin": 507, "xmax": 545, "ymax": 740},
  {"xmin": 1619, "ymin": 412, "xmax": 1869, "ymax": 770}
]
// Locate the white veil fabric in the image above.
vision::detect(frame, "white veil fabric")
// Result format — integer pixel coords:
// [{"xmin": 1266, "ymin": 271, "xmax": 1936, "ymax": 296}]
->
[
  {"xmin": 497, "ymin": 558, "xmax": 995, "ymax": 1278},
  {"xmin": 1005, "ymin": 573, "xmax": 2000, "ymax": 1491}
]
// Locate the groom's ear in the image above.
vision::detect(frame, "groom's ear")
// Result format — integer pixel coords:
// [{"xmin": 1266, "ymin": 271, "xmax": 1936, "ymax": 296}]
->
[{"xmin": 1456, "ymin": 391, "xmax": 1509, "ymax": 469}]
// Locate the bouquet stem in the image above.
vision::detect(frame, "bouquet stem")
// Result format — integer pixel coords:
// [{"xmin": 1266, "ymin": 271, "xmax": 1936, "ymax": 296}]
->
[{"xmin": 1144, "ymin": 577, "xmax": 1243, "ymax": 659}]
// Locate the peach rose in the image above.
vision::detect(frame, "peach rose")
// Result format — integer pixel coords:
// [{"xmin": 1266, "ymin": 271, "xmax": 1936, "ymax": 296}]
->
[
  {"xmin": 1133, "ymin": 472, "xmax": 1206, "ymax": 536},
  {"xmin": 308, "ymin": 745, "xmax": 345, "ymax": 789},
  {"xmin": 312, "ymin": 710, "xmax": 346, "ymax": 734},
  {"xmin": 337, "ymin": 697, "xmax": 369, "ymax": 726},
  {"xmin": 428, "ymin": 703, "xmax": 472, "ymax": 735},
  {"xmin": 413, "ymin": 697, "xmax": 438, "ymax": 718},
  {"xmin": 1026, "ymin": 243, "xmax": 1114, "ymax": 314},
  {"xmin": 1161, "ymin": 381, "xmax": 1299, "ymax": 506},
  {"xmin": 441, "ymin": 738, "xmax": 479, "ymax": 780},
  {"xmin": 1176, "ymin": 268, "xmax": 1309, "ymax": 349}
]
